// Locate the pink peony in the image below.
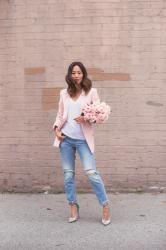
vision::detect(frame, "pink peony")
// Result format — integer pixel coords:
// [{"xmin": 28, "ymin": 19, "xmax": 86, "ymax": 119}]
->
[{"xmin": 82, "ymin": 101, "xmax": 111, "ymax": 123}]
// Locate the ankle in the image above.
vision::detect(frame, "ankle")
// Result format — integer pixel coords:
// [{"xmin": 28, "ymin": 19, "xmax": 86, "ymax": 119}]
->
[
  {"xmin": 70, "ymin": 202, "xmax": 78, "ymax": 207},
  {"xmin": 103, "ymin": 204, "xmax": 110, "ymax": 210},
  {"xmin": 70, "ymin": 203, "xmax": 79, "ymax": 212},
  {"xmin": 102, "ymin": 205, "xmax": 111, "ymax": 218}
]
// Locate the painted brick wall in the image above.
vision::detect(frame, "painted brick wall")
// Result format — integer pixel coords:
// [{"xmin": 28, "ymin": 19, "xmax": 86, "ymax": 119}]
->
[{"xmin": 0, "ymin": 0, "xmax": 166, "ymax": 192}]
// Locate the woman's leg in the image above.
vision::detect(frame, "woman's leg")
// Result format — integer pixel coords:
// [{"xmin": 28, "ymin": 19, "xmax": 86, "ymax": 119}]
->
[
  {"xmin": 76, "ymin": 140, "xmax": 109, "ymax": 206},
  {"xmin": 60, "ymin": 137, "xmax": 77, "ymax": 205},
  {"xmin": 76, "ymin": 139, "xmax": 111, "ymax": 224}
]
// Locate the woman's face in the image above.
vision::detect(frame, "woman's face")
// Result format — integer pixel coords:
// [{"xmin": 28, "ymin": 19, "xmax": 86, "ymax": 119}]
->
[{"xmin": 71, "ymin": 65, "xmax": 83, "ymax": 85}]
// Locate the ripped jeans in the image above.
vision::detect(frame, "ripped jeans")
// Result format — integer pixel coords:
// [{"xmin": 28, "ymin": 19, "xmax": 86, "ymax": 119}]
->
[{"xmin": 60, "ymin": 136, "xmax": 109, "ymax": 206}]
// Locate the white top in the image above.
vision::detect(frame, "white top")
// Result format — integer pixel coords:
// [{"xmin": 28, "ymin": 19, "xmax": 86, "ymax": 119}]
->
[{"xmin": 61, "ymin": 96, "xmax": 85, "ymax": 140}]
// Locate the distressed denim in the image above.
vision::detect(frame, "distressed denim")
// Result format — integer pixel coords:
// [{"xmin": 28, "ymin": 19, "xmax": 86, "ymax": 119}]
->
[{"xmin": 60, "ymin": 136, "xmax": 109, "ymax": 206}]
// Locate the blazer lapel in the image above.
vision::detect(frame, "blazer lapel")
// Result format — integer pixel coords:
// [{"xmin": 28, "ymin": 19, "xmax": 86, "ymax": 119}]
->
[{"xmin": 80, "ymin": 90, "xmax": 92, "ymax": 109}]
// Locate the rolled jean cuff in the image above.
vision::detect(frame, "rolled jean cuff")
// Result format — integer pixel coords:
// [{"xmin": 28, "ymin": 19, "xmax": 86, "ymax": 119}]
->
[
  {"xmin": 69, "ymin": 201, "xmax": 78, "ymax": 205},
  {"xmin": 102, "ymin": 201, "xmax": 109, "ymax": 206}
]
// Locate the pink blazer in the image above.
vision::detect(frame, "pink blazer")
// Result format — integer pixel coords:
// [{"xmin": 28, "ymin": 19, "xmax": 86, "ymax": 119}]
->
[{"xmin": 53, "ymin": 88, "xmax": 100, "ymax": 153}]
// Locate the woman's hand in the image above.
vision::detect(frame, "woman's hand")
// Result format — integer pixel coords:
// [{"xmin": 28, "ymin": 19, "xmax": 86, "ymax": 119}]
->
[
  {"xmin": 55, "ymin": 129, "xmax": 66, "ymax": 142},
  {"xmin": 74, "ymin": 115, "xmax": 85, "ymax": 124}
]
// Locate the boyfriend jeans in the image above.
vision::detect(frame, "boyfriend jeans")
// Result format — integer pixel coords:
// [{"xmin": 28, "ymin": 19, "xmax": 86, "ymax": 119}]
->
[{"xmin": 60, "ymin": 136, "xmax": 109, "ymax": 206}]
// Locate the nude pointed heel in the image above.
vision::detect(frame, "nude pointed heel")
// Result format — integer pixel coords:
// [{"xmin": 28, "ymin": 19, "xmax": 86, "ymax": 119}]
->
[
  {"xmin": 68, "ymin": 204, "xmax": 79, "ymax": 223},
  {"xmin": 101, "ymin": 217, "xmax": 111, "ymax": 226},
  {"xmin": 101, "ymin": 205, "xmax": 111, "ymax": 226}
]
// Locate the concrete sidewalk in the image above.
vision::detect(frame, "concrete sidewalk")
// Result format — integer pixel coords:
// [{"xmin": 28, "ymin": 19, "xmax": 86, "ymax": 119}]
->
[{"xmin": 0, "ymin": 193, "xmax": 165, "ymax": 250}]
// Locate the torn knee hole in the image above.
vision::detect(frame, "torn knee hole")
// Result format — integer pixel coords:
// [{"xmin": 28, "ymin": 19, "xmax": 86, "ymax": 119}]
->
[
  {"xmin": 64, "ymin": 170, "xmax": 75, "ymax": 175},
  {"xmin": 86, "ymin": 169, "xmax": 96, "ymax": 176}
]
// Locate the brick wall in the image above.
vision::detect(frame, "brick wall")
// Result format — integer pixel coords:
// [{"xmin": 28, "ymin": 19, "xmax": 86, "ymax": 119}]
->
[{"xmin": 0, "ymin": 0, "xmax": 166, "ymax": 192}]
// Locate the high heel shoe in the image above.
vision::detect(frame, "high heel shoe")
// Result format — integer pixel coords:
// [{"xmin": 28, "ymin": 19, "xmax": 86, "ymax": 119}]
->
[
  {"xmin": 68, "ymin": 203, "xmax": 79, "ymax": 223},
  {"xmin": 102, "ymin": 217, "xmax": 111, "ymax": 226},
  {"xmin": 102, "ymin": 205, "xmax": 111, "ymax": 226}
]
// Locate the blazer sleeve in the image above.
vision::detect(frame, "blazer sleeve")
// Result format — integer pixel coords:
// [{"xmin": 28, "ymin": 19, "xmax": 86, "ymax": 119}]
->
[
  {"xmin": 53, "ymin": 90, "xmax": 64, "ymax": 130},
  {"xmin": 92, "ymin": 88, "xmax": 100, "ymax": 103}
]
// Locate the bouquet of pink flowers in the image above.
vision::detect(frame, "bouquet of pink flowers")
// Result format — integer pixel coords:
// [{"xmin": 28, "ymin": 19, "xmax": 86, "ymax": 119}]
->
[{"xmin": 81, "ymin": 102, "xmax": 111, "ymax": 123}]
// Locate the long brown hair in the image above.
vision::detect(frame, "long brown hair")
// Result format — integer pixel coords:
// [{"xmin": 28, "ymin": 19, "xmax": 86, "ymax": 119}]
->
[{"xmin": 65, "ymin": 61, "xmax": 92, "ymax": 97}]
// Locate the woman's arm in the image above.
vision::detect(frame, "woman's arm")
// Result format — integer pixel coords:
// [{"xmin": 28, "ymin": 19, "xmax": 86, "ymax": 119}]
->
[
  {"xmin": 75, "ymin": 88, "xmax": 100, "ymax": 125},
  {"xmin": 53, "ymin": 90, "xmax": 66, "ymax": 141},
  {"xmin": 53, "ymin": 90, "xmax": 64, "ymax": 130},
  {"xmin": 92, "ymin": 88, "xmax": 100, "ymax": 103}
]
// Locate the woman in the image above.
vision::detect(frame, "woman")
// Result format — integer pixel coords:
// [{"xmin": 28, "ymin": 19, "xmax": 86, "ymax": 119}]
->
[{"xmin": 53, "ymin": 61, "xmax": 111, "ymax": 225}]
